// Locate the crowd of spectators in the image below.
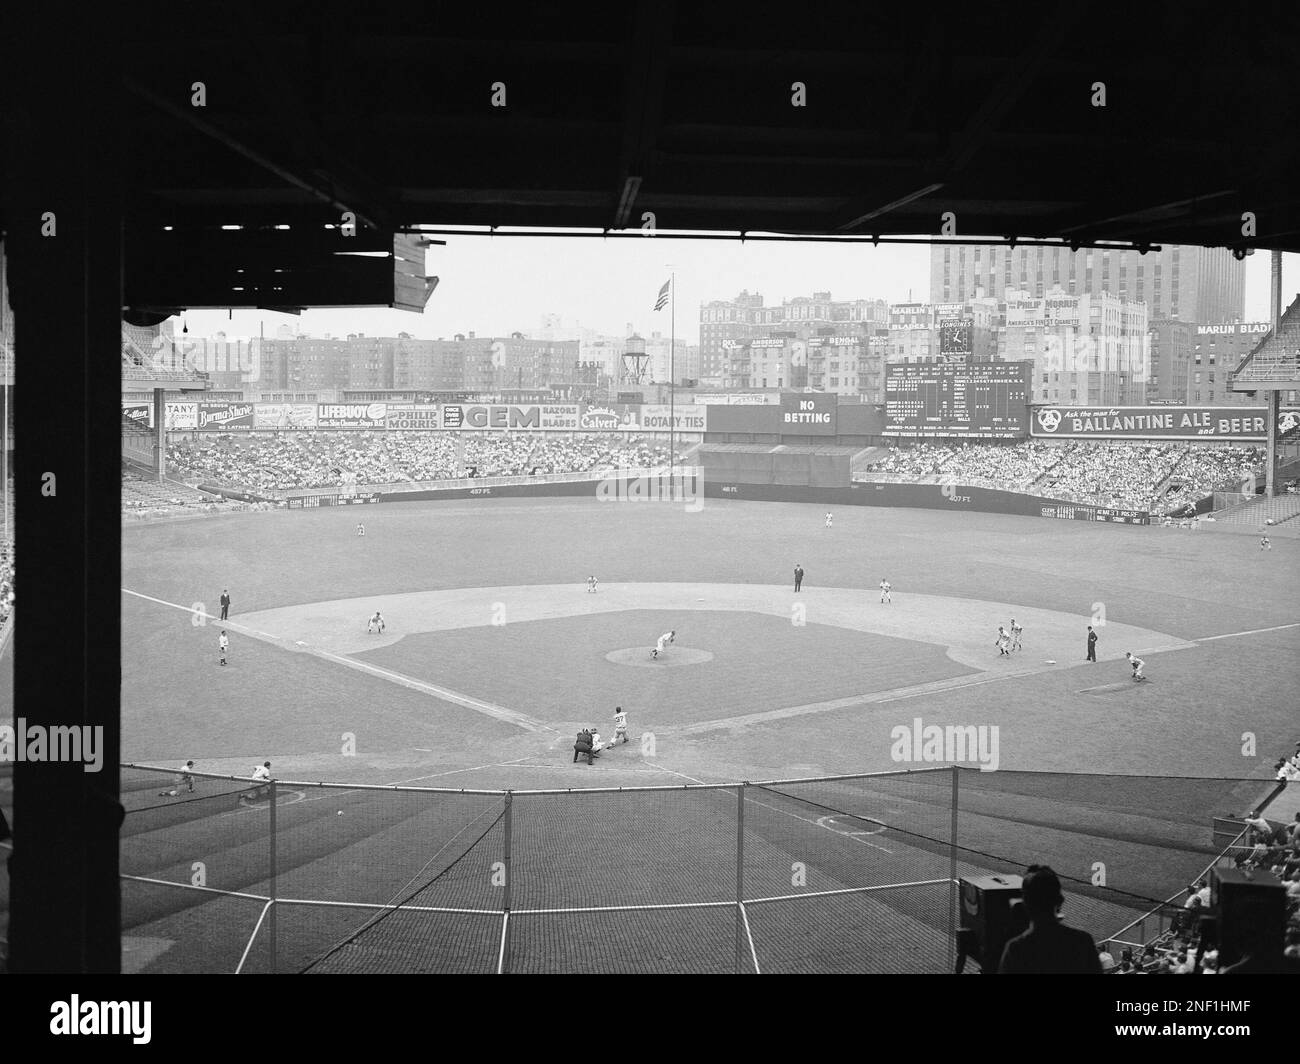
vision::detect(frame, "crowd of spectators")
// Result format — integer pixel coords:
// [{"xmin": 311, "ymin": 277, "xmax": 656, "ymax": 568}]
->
[
  {"xmin": 0, "ymin": 541, "xmax": 12, "ymax": 628},
  {"xmin": 1, "ymin": 480, "xmax": 13, "ymax": 626},
  {"xmin": 1040, "ymin": 444, "xmax": 1183, "ymax": 510},
  {"xmin": 1104, "ymin": 803, "xmax": 1300, "ymax": 974},
  {"xmin": 165, "ymin": 432, "xmax": 673, "ymax": 493},
  {"xmin": 1157, "ymin": 446, "xmax": 1265, "ymax": 514},
  {"xmin": 867, "ymin": 441, "xmax": 1062, "ymax": 487},
  {"xmin": 867, "ymin": 441, "xmax": 1266, "ymax": 513}
]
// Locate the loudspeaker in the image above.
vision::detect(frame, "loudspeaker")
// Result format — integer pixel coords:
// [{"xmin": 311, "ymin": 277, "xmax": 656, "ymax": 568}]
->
[
  {"xmin": 1211, "ymin": 867, "xmax": 1286, "ymax": 967},
  {"xmin": 959, "ymin": 874, "xmax": 1024, "ymax": 973}
]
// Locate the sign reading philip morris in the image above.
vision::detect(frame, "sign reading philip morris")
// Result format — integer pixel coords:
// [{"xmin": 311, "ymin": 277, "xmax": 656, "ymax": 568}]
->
[
  {"xmin": 779, "ymin": 393, "xmax": 836, "ymax": 436},
  {"xmin": 1031, "ymin": 405, "xmax": 1268, "ymax": 441},
  {"xmin": 385, "ymin": 405, "xmax": 441, "ymax": 430}
]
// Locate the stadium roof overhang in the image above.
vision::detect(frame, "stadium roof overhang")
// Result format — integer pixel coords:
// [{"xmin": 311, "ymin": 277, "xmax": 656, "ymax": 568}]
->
[{"xmin": 5, "ymin": 2, "xmax": 1300, "ymax": 315}]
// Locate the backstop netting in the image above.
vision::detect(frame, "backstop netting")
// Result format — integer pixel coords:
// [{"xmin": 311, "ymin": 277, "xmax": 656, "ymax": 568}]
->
[{"xmin": 117, "ymin": 764, "xmax": 1277, "ymax": 973}]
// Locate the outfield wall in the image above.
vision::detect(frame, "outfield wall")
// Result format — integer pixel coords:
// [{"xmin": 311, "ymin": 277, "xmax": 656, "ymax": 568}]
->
[
  {"xmin": 704, "ymin": 480, "xmax": 1149, "ymax": 524},
  {"xmin": 325, "ymin": 474, "xmax": 1149, "ymax": 524}
]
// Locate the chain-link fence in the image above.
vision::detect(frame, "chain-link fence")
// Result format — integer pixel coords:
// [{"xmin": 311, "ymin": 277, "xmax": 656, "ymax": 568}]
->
[{"xmin": 118, "ymin": 764, "xmax": 1274, "ymax": 974}]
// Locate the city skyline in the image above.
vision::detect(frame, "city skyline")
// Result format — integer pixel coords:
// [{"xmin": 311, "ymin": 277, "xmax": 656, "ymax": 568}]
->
[{"xmin": 179, "ymin": 237, "xmax": 1298, "ymax": 347}]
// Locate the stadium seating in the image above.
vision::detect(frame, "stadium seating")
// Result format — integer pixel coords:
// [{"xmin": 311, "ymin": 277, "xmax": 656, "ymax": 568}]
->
[
  {"xmin": 0, "ymin": 483, "xmax": 12, "ymax": 627},
  {"xmin": 864, "ymin": 440, "xmax": 1268, "ymax": 512},
  {"xmin": 164, "ymin": 432, "xmax": 673, "ymax": 493}
]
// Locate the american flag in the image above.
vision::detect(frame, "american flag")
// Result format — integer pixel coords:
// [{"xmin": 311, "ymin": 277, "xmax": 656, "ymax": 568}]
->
[{"xmin": 654, "ymin": 278, "xmax": 671, "ymax": 311}]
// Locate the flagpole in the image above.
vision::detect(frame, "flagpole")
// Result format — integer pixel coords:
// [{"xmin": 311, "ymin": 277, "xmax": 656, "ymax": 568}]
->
[{"xmin": 669, "ymin": 271, "xmax": 675, "ymax": 477}]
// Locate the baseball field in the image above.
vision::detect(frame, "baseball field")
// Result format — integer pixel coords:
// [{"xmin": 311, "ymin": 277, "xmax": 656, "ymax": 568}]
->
[{"xmin": 116, "ymin": 495, "xmax": 1300, "ymax": 972}]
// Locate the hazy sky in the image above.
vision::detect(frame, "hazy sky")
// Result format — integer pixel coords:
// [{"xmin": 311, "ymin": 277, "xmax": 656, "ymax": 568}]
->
[{"xmin": 182, "ymin": 236, "xmax": 1297, "ymax": 346}]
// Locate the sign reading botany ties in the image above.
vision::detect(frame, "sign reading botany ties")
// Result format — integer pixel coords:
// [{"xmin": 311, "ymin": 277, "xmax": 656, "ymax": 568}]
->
[
  {"xmin": 1031, "ymin": 405, "xmax": 1269, "ymax": 441},
  {"xmin": 779, "ymin": 392, "xmax": 836, "ymax": 436},
  {"xmin": 640, "ymin": 405, "xmax": 707, "ymax": 431}
]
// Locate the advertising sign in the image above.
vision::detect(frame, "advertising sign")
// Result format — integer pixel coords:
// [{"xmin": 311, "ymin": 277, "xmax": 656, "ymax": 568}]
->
[
  {"xmin": 1030, "ymin": 405, "xmax": 1269, "ymax": 441},
  {"xmin": 255, "ymin": 403, "xmax": 319, "ymax": 429},
  {"xmin": 579, "ymin": 405, "xmax": 640, "ymax": 431},
  {"xmin": 197, "ymin": 402, "xmax": 256, "ymax": 430},
  {"xmin": 163, "ymin": 402, "xmax": 198, "ymax": 430},
  {"xmin": 639, "ymin": 405, "xmax": 707, "ymax": 432},
  {"xmin": 703, "ymin": 393, "xmax": 777, "ymax": 405},
  {"xmin": 939, "ymin": 318, "xmax": 974, "ymax": 360},
  {"xmin": 385, "ymin": 405, "xmax": 441, "ymax": 430},
  {"xmin": 439, "ymin": 404, "xmax": 581, "ymax": 431},
  {"xmin": 317, "ymin": 402, "xmax": 389, "ymax": 429},
  {"xmin": 122, "ymin": 403, "xmax": 153, "ymax": 429}
]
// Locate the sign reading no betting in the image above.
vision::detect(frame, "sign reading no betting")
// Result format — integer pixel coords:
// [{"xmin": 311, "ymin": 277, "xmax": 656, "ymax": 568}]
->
[{"xmin": 779, "ymin": 393, "xmax": 836, "ymax": 436}]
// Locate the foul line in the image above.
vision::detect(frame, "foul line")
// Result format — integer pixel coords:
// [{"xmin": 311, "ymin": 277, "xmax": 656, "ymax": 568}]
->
[
  {"xmin": 1196, "ymin": 622, "xmax": 1300, "ymax": 643},
  {"xmin": 122, "ymin": 587, "xmax": 555, "ymax": 735},
  {"xmin": 667, "ymin": 668, "xmax": 1039, "ymax": 737},
  {"xmin": 646, "ymin": 762, "xmax": 892, "ymax": 852}
]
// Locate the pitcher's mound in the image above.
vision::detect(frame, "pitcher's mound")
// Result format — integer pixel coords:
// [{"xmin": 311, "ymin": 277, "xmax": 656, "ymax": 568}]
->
[{"xmin": 605, "ymin": 647, "xmax": 714, "ymax": 667}]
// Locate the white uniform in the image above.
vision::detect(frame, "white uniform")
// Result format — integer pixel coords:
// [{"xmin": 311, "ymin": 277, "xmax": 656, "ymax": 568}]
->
[
  {"xmin": 587, "ymin": 576, "xmax": 598, "ymax": 593},
  {"xmin": 1128, "ymin": 655, "xmax": 1145, "ymax": 679},
  {"xmin": 242, "ymin": 763, "xmax": 272, "ymax": 801},
  {"xmin": 368, "ymin": 613, "xmax": 385, "ymax": 633},
  {"xmin": 612, "ymin": 711, "xmax": 629, "ymax": 743},
  {"xmin": 652, "ymin": 631, "xmax": 675, "ymax": 658},
  {"xmin": 825, "ymin": 512, "xmax": 833, "ymax": 528},
  {"xmin": 590, "ymin": 730, "xmax": 604, "ymax": 753},
  {"xmin": 880, "ymin": 581, "xmax": 891, "ymax": 603}
]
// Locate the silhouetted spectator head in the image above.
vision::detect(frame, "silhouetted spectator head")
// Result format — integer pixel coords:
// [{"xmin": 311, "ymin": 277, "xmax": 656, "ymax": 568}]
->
[
  {"xmin": 1020, "ymin": 864, "xmax": 1065, "ymax": 920},
  {"xmin": 1008, "ymin": 897, "xmax": 1029, "ymax": 936}
]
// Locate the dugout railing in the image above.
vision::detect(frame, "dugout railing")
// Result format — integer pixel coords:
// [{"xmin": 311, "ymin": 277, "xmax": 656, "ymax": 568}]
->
[{"xmin": 117, "ymin": 764, "xmax": 1275, "ymax": 974}]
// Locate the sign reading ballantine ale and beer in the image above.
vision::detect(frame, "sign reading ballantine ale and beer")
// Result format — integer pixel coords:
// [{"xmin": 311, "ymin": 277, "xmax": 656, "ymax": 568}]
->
[{"xmin": 1031, "ymin": 405, "xmax": 1269, "ymax": 441}]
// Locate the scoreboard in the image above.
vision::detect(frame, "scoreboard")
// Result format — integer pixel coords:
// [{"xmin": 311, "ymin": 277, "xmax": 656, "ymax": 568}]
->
[{"xmin": 885, "ymin": 361, "xmax": 1031, "ymax": 438}]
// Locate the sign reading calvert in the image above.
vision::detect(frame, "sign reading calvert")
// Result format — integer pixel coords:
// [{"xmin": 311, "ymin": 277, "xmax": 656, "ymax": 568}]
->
[{"xmin": 1031, "ymin": 405, "xmax": 1268, "ymax": 440}]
